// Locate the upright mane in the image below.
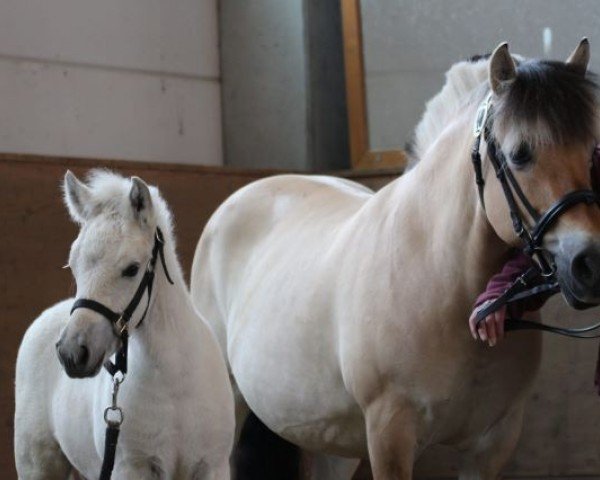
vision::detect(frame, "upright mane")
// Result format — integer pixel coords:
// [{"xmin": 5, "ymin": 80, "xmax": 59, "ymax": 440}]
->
[
  {"xmin": 411, "ymin": 53, "xmax": 600, "ymax": 167},
  {"xmin": 411, "ymin": 56, "xmax": 490, "ymax": 165},
  {"xmin": 64, "ymin": 169, "xmax": 177, "ymax": 252}
]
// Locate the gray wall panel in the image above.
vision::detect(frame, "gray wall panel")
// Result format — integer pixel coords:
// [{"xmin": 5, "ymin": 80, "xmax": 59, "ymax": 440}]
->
[
  {"xmin": 220, "ymin": 1, "xmax": 308, "ymax": 170},
  {"xmin": 362, "ymin": 0, "xmax": 600, "ymax": 150}
]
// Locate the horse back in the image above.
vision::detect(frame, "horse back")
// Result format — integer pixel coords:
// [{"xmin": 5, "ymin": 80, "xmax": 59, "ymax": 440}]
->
[{"xmin": 191, "ymin": 174, "xmax": 372, "ymax": 343}]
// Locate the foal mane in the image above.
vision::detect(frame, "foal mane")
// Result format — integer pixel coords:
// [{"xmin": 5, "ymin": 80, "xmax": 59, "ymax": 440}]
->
[{"xmin": 69, "ymin": 169, "xmax": 176, "ymax": 249}]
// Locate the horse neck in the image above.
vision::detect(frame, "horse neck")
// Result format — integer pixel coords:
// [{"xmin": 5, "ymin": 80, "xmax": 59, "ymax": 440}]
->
[
  {"xmin": 387, "ymin": 111, "xmax": 512, "ymax": 307},
  {"xmin": 129, "ymin": 232, "xmax": 199, "ymax": 371}
]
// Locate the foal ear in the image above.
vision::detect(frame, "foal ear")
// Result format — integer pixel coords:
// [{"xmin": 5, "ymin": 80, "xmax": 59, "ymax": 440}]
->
[
  {"xmin": 566, "ymin": 37, "xmax": 590, "ymax": 75},
  {"xmin": 489, "ymin": 42, "xmax": 517, "ymax": 95},
  {"xmin": 129, "ymin": 176, "xmax": 154, "ymax": 225},
  {"xmin": 63, "ymin": 170, "xmax": 92, "ymax": 223}
]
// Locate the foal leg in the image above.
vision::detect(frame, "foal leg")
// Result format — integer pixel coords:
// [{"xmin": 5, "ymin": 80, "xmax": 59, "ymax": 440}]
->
[
  {"xmin": 195, "ymin": 460, "xmax": 231, "ymax": 480},
  {"xmin": 363, "ymin": 396, "xmax": 419, "ymax": 480},
  {"xmin": 14, "ymin": 436, "xmax": 71, "ymax": 480},
  {"xmin": 459, "ymin": 402, "xmax": 526, "ymax": 480},
  {"xmin": 15, "ymin": 419, "xmax": 71, "ymax": 480}
]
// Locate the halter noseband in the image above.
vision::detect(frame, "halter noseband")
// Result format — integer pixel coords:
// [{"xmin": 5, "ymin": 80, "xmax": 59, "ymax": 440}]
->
[
  {"xmin": 69, "ymin": 226, "xmax": 174, "ymax": 375},
  {"xmin": 472, "ymin": 93, "xmax": 600, "ymax": 338}
]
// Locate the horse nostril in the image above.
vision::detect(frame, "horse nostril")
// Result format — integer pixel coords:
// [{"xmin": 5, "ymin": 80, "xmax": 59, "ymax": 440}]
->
[
  {"xmin": 572, "ymin": 248, "xmax": 600, "ymax": 289},
  {"xmin": 78, "ymin": 345, "xmax": 89, "ymax": 366}
]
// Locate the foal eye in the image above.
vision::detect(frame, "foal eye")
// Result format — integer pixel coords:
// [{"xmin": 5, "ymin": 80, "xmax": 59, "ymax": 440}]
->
[
  {"xmin": 511, "ymin": 144, "xmax": 533, "ymax": 166},
  {"xmin": 121, "ymin": 263, "xmax": 140, "ymax": 278}
]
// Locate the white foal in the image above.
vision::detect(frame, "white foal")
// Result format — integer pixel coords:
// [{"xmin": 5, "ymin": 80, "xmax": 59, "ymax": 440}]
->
[{"xmin": 15, "ymin": 170, "xmax": 234, "ymax": 480}]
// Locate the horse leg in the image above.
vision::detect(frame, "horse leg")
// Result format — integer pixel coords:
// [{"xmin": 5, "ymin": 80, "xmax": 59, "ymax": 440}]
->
[
  {"xmin": 14, "ymin": 433, "xmax": 71, "ymax": 480},
  {"xmin": 194, "ymin": 460, "xmax": 231, "ymax": 480},
  {"xmin": 302, "ymin": 452, "xmax": 361, "ymax": 480},
  {"xmin": 232, "ymin": 380, "xmax": 250, "ymax": 444},
  {"xmin": 351, "ymin": 459, "xmax": 373, "ymax": 480},
  {"xmin": 363, "ymin": 396, "xmax": 418, "ymax": 480},
  {"xmin": 458, "ymin": 402, "xmax": 526, "ymax": 480}
]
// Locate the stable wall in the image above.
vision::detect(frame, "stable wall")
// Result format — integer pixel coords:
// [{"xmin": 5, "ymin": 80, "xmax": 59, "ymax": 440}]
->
[
  {"xmin": 361, "ymin": 0, "xmax": 600, "ymax": 152},
  {"xmin": 219, "ymin": 0, "xmax": 349, "ymax": 171},
  {"xmin": 0, "ymin": 0, "xmax": 221, "ymax": 165}
]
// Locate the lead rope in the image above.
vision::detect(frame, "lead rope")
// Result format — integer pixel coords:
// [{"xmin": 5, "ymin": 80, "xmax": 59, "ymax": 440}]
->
[{"xmin": 100, "ymin": 373, "xmax": 125, "ymax": 480}]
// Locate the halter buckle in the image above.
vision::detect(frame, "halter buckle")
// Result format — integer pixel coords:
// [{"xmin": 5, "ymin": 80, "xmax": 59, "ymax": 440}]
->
[
  {"xmin": 114, "ymin": 316, "xmax": 128, "ymax": 335},
  {"xmin": 473, "ymin": 93, "xmax": 492, "ymax": 138},
  {"xmin": 146, "ymin": 259, "xmax": 155, "ymax": 273}
]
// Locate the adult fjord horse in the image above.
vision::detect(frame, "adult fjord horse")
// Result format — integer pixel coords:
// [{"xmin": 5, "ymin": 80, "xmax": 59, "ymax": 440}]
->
[
  {"xmin": 15, "ymin": 171, "xmax": 234, "ymax": 479},
  {"xmin": 191, "ymin": 40, "xmax": 600, "ymax": 478}
]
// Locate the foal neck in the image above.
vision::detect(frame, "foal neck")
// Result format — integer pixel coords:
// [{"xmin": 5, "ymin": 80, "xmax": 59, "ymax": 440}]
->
[{"xmin": 128, "ymin": 230, "xmax": 198, "ymax": 366}]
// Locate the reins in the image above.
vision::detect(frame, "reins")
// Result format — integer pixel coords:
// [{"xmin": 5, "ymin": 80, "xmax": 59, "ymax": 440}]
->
[
  {"xmin": 471, "ymin": 93, "xmax": 600, "ymax": 338},
  {"xmin": 69, "ymin": 226, "xmax": 174, "ymax": 480}
]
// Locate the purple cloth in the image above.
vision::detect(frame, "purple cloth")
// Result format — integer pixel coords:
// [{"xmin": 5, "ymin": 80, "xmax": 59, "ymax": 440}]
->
[{"xmin": 474, "ymin": 251, "xmax": 553, "ymax": 317}]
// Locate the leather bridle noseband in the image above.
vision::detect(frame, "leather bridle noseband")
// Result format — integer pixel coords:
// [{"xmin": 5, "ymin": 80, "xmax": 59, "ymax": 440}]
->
[
  {"xmin": 472, "ymin": 93, "xmax": 600, "ymax": 338},
  {"xmin": 69, "ymin": 226, "xmax": 173, "ymax": 480}
]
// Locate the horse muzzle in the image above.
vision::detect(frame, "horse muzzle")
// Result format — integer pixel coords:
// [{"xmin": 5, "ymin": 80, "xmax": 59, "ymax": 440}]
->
[
  {"xmin": 556, "ymin": 239, "xmax": 600, "ymax": 309},
  {"xmin": 56, "ymin": 328, "xmax": 109, "ymax": 378}
]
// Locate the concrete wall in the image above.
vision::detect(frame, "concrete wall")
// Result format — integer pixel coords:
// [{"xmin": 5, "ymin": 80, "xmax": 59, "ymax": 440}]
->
[
  {"xmin": 219, "ymin": 0, "xmax": 349, "ymax": 171},
  {"xmin": 0, "ymin": 0, "xmax": 222, "ymax": 165},
  {"xmin": 361, "ymin": 0, "xmax": 600, "ymax": 151},
  {"xmin": 219, "ymin": 1, "xmax": 308, "ymax": 170}
]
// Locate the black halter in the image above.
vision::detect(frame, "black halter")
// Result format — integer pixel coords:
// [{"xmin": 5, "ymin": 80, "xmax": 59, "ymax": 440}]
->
[
  {"xmin": 471, "ymin": 93, "xmax": 600, "ymax": 338},
  {"xmin": 70, "ymin": 226, "xmax": 174, "ymax": 375},
  {"xmin": 69, "ymin": 227, "xmax": 174, "ymax": 480}
]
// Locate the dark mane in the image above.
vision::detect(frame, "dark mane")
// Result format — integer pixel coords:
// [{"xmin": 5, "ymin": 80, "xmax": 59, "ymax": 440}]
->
[
  {"xmin": 468, "ymin": 53, "xmax": 491, "ymax": 63},
  {"xmin": 494, "ymin": 60, "xmax": 599, "ymax": 148}
]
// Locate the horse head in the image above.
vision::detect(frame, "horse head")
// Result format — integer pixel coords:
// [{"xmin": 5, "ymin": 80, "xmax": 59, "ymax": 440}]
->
[
  {"xmin": 56, "ymin": 171, "xmax": 159, "ymax": 377},
  {"xmin": 481, "ymin": 39, "xmax": 600, "ymax": 308}
]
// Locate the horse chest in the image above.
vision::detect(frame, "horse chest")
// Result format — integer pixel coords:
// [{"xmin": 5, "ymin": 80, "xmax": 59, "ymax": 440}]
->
[{"xmin": 417, "ymin": 331, "xmax": 542, "ymax": 446}]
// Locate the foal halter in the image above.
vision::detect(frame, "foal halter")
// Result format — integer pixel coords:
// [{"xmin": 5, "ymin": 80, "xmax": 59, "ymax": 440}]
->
[
  {"xmin": 471, "ymin": 93, "xmax": 600, "ymax": 338},
  {"xmin": 69, "ymin": 227, "xmax": 174, "ymax": 480},
  {"xmin": 70, "ymin": 227, "xmax": 174, "ymax": 375}
]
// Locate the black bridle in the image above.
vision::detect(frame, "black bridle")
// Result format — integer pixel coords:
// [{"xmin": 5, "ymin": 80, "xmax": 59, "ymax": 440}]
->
[
  {"xmin": 69, "ymin": 227, "xmax": 174, "ymax": 480},
  {"xmin": 471, "ymin": 93, "xmax": 600, "ymax": 338}
]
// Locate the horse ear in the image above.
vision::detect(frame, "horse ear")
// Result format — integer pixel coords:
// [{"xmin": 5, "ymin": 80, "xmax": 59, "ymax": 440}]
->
[
  {"xmin": 129, "ymin": 176, "xmax": 154, "ymax": 225},
  {"xmin": 63, "ymin": 170, "xmax": 92, "ymax": 223},
  {"xmin": 566, "ymin": 37, "xmax": 590, "ymax": 75},
  {"xmin": 489, "ymin": 42, "xmax": 516, "ymax": 95}
]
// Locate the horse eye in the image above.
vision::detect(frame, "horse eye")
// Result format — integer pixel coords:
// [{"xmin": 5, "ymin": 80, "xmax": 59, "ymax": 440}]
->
[
  {"xmin": 511, "ymin": 144, "xmax": 533, "ymax": 166},
  {"xmin": 121, "ymin": 263, "xmax": 140, "ymax": 278}
]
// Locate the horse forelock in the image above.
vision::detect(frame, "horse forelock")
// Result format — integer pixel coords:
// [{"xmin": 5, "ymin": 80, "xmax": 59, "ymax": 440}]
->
[
  {"xmin": 492, "ymin": 60, "xmax": 600, "ymax": 153},
  {"xmin": 82, "ymin": 169, "xmax": 175, "ymax": 246}
]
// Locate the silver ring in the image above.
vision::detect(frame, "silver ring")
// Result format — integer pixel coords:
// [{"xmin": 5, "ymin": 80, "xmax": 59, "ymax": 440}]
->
[{"xmin": 104, "ymin": 406, "xmax": 124, "ymax": 426}]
